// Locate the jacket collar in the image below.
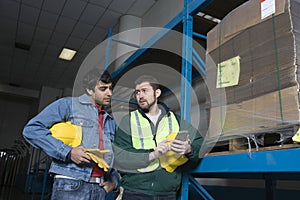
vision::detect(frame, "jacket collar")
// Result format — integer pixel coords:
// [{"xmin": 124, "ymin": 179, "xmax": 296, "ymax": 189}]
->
[
  {"xmin": 78, "ymin": 94, "xmax": 92, "ymax": 105},
  {"xmin": 78, "ymin": 94, "xmax": 114, "ymax": 119}
]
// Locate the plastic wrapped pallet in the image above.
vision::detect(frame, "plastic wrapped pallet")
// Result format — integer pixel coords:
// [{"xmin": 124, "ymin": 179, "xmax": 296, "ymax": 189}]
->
[{"xmin": 206, "ymin": 0, "xmax": 300, "ymax": 138}]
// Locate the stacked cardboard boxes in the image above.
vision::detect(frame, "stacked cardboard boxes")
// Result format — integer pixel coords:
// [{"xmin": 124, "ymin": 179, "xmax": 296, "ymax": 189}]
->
[{"xmin": 206, "ymin": 0, "xmax": 300, "ymax": 138}]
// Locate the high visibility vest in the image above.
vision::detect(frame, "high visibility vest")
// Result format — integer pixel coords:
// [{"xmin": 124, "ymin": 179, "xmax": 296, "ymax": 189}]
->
[{"xmin": 130, "ymin": 110, "xmax": 179, "ymax": 172}]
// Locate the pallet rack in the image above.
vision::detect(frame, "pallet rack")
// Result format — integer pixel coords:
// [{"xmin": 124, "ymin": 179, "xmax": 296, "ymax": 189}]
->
[{"xmin": 106, "ymin": 0, "xmax": 300, "ymax": 199}]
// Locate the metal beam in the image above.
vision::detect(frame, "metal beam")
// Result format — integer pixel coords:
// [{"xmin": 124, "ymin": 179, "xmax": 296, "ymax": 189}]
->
[
  {"xmin": 189, "ymin": 176, "xmax": 215, "ymax": 200},
  {"xmin": 194, "ymin": 148, "xmax": 300, "ymax": 173},
  {"xmin": 111, "ymin": 0, "xmax": 214, "ymax": 79}
]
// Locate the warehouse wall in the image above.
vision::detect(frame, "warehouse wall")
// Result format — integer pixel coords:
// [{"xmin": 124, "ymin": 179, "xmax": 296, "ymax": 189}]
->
[
  {"xmin": 0, "ymin": 93, "xmax": 38, "ymax": 148},
  {"xmin": 0, "ymin": 86, "xmax": 72, "ymax": 149}
]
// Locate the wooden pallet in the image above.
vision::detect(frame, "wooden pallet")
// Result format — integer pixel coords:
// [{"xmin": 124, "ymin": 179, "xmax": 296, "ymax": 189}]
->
[
  {"xmin": 206, "ymin": 125, "xmax": 299, "ymax": 156},
  {"xmin": 208, "ymin": 142, "xmax": 300, "ymax": 156}
]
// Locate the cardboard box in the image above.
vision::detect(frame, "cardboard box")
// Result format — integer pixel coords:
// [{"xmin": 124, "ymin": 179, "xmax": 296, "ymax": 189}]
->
[{"xmin": 206, "ymin": 0, "xmax": 300, "ymax": 138}]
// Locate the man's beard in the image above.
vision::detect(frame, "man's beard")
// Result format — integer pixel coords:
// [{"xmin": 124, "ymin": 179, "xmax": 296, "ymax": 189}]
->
[
  {"xmin": 139, "ymin": 96, "xmax": 156, "ymax": 113},
  {"xmin": 140, "ymin": 101, "xmax": 154, "ymax": 113}
]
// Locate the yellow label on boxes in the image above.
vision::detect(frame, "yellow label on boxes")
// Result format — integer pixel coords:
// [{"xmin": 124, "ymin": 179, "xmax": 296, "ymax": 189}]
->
[{"xmin": 216, "ymin": 56, "xmax": 240, "ymax": 88}]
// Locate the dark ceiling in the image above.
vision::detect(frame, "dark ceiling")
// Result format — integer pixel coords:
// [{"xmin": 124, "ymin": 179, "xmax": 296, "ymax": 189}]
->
[
  {"xmin": 202, "ymin": 0, "xmax": 249, "ymax": 19},
  {"xmin": 0, "ymin": 0, "xmax": 248, "ymax": 95}
]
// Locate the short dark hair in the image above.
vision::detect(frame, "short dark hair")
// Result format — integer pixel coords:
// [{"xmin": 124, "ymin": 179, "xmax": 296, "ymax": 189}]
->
[
  {"xmin": 83, "ymin": 69, "xmax": 113, "ymax": 91},
  {"xmin": 134, "ymin": 75, "xmax": 160, "ymax": 90}
]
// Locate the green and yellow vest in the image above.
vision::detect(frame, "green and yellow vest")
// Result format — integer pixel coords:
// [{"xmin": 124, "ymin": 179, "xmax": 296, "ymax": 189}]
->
[{"xmin": 130, "ymin": 110, "xmax": 179, "ymax": 172}]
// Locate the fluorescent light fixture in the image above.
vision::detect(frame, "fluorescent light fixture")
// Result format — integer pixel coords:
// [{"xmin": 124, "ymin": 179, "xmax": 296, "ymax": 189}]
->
[
  {"xmin": 197, "ymin": 12, "xmax": 221, "ymax": 23},
  {"xmin": 59, "ymin": 48, "xmax": 77, "ymax": 61}
]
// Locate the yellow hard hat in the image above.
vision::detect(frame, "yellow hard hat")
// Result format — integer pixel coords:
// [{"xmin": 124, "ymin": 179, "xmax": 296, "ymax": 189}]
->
[
  {"xmin": 159, "ymin": 132, "xmax": 188, "ymax": 172},
  {"xmin": 160, "ymin": 150, "xmax": 188, "ymax": 172},
  {"xmin": 292, "ymin": 128, "xmax": 300, "ymax": 143},
  {"xmin": 50, "ymin": 121, "xmax": 82, "ymax": 147}
]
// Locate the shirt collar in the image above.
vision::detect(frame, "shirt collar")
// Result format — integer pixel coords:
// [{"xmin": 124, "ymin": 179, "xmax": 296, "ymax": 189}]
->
[{"xmin": 96, "ymin": 104, "xmax": 105, "ymax": 114}]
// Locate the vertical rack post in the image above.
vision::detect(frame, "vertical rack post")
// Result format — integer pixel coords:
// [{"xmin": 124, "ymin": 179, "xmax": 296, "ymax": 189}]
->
[
  {"xmin": 180, "ymin": 0, "xmax": 193, "ymax": 200},
  {"xmin": 180, "ymin": 0, "xmax": 193, "ymax": 122},
  {"xmin": 180, "ymin": 1, "xmax": 214, "ymax": 199}
]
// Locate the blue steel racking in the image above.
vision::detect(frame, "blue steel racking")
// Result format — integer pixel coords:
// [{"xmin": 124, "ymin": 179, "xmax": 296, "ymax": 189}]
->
[
  {"xmin": 106, "ymin": 0, "xmax": 300, "ymax": 199},
  {"xmin": 105, "ymin": 0, "xmax": 213, "ymax": 199}
]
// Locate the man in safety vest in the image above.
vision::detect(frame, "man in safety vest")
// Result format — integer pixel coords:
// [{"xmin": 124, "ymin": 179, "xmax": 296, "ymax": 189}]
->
[
  {"xmin": 113, "ymin": 75, "xmax": 204, "ymax": 199},
  {"xmin": 23, "ymin": 69, "xmax": 119, "ymax": 200}
]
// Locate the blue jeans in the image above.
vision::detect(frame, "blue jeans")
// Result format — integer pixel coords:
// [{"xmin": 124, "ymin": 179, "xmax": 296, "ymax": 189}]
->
[
  {"xmin": 51, "ymin": 178, "xmax": 107, "ymax": 200},
  {"xmin": 122, "ymin": 189, "xmax": 176, "ymax": 200}
]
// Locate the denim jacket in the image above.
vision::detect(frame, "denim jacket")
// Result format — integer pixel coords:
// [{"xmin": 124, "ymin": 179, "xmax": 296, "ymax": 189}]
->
[{"xmin": 23, "ymin": 94, "xmax": 118, "ymax": 183}]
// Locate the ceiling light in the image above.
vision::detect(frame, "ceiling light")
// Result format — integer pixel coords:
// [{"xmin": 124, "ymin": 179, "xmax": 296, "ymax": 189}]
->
[
  {"xmin": 197, "ymin": 12, "xmax": 221, "ymax": 23},
  {"xmin": 59, "ymin": 48, "xmax": 76, "ymax": 61}
]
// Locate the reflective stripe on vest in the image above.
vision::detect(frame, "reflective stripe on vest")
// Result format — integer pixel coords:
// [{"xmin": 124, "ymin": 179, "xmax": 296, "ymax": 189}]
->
[{"xmin": 130, "ymin": 110, "xmax": 179, "ymax": 172}]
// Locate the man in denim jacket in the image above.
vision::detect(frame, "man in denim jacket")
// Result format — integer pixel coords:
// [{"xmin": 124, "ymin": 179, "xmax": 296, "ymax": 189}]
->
[{"xmin": 23, "ymin": 69, "xmax": 119, "ymax": 200}]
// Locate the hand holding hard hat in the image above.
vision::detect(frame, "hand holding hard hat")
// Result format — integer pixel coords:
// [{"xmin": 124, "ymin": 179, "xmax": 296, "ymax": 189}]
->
[
  {"xmin": 159, "ymin": 131, "xmax": 189, "ymax": 172},
  {"xmin": 50, "ymin": 121, "xmax": 110, "ymax": 171}
]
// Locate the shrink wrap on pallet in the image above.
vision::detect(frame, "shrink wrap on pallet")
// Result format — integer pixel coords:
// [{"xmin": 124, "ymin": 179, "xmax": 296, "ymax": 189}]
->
[{"xmin": 206, "ymin": 0, "xmax": 300, "ymax": 138}]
